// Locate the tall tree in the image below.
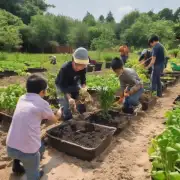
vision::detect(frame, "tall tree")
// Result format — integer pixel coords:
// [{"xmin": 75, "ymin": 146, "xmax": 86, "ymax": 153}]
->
[
  {"xmin": 106, "ymin": 11, "xmax": 115, "ymax": 23},
  {"xmin": 98, "ymin": 15, "xmax": 105, "ymax": 23},
  {"xmin": 174, "ymin": 7, "xmax": 180, "ymax": 22},
  {"xmin": 68, "ymin": 23, "xmax": 89, "ymax": 48},
  {"xmin": 83, "ymin": 12, "xmax": 96, "ymax": 26},
  {"xmin": 29, "ymin": 15, "xmax": 55, "ymax": 52},
  {"xmin": 158, "ymin": 8, "xmax": 174, "ymax": 21},
  {"xmin": 0, "ymin": 9, "xmax": 23, "ymax": 51},
  {"xmin": 0, "ymin": 0, "xmax": 53, "ymax": 24}
]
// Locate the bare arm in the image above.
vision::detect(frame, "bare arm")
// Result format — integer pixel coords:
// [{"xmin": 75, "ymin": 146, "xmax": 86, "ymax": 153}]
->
[{"xmin": 146, "ymin": 56, "xmax": 156, "ymax": 69}]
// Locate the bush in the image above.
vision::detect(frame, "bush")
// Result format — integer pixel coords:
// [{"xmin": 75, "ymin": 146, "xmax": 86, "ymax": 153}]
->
[
  {"xmin": 103, "ymin": 54, "xmax": 112, "ymax": 62},
  {"xmin": 169, "ymin": 49, "xmax": 179, "ymax": 58}
]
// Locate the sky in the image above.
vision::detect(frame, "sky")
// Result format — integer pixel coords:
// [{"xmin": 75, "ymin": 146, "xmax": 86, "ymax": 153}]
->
[{"xmin": 47, "ymin": 0, "xmax": 180, "ymax": 22}]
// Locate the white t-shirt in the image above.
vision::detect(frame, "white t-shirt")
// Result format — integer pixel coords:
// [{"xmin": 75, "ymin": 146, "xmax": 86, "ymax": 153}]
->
[{"xmin": 6, "ymin": 93, "xmax": 54, "ymax": 153}]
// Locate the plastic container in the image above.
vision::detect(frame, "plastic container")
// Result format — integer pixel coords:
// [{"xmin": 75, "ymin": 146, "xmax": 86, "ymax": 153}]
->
[
  {"xmin": 171, "ymin": 62, "xmax": 180, "ymax": 71},
  {"xmin": 46, "ymin": 121, "xmax": 116, "ymax": 161},
  {"xmin": 95, "ymin": 62, "xmax": 103, "ymax": 71}
]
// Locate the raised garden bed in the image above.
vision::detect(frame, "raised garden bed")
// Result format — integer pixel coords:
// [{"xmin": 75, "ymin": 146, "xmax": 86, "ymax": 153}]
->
[
  {"xmin": 87, "ymin": 65, "xmax": 94, "ymax": 72},
  {"xmin": 173, "ymin": 95, "xmax": 180, "ymax": 104},
  {"xmin": 86, "ymin": 110, "xmax": 131, "ymax": 134},
  {"xmin": 140, "ymin": 92, "xmax": 157, "ymax": 111},
  {"xmin": 105, "ymin": 62, "xmax": 111, "ymax": 69},
  {"xmin": 26, "ymin": 68, "xmax": 47, "ymax": 73},
  {"xmin": 0, "ymin": 70, "xmax": 18, "ymax": 78},
  {"xmin": 87, "ymin": 88, "xmax": 98, "ymax": 95},
  {"xmin": 161, "ymin": 78, "xmax": 176, "ymax": 86},
  {"xmin": 46, "ymin": 120, "xmax": 116, "ymax": 161},
  {"xmin": 0, "ymin": 112, "xmax": 12, "ymax": 123},
  {"xmin": 95, "ymin": 62, "xmax": 103, "ymax": 71}
]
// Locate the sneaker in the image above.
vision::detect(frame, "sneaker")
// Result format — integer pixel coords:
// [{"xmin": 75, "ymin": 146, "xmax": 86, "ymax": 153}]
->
[
  {"xmin": 133, "ymin": 103, "xmax": 142, "ymax": 113},
  {"xmin": 12, "ymin": 159, "xmax": 25, "ymax": 175},
  {"xmin": 39, "ymin": 170, "xmax": 44, "ymax": 179}
]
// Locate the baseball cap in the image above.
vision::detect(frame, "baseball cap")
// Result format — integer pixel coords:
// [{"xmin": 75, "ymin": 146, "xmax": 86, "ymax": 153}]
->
[{"xmin": 73, "ymin": 47, "xmax": 89, "ymax": 65}]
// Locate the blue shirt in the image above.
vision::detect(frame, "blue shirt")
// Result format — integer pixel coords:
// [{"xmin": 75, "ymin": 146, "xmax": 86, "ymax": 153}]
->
[{"xmin": 152, "ymin": 43, "xmax": 165, "ymax": 66}]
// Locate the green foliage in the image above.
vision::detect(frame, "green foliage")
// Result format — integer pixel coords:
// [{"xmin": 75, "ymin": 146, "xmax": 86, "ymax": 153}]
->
[
  {"xmin": 97, "ymin": 86, "xmax": 115, "ymax": 115},
  {"xmin": 0, "ymin": 9, "xmax": 24, "ymax": 51},
  {"xmin": 91, "ymin": 28, "xmax": 115, "ymax": 55},
  {"xmin": 106, "ymin": 11, "xmax": 115, "ymax": 23},
  {"xmin": 46, "ymin": 73, "xmax": 57, "ymax": 99},
  {"xmin": 68, "ymin": 23, "xmax": 89, "ymax": 48},
  {"xmin": 0, "ymin": 0, "xmax": 52, "ymax": 24},
  {"xmin": 29, "ymin": 15, "xmax": 55, "ymax": 51},
  {"xmin": 119, "ymin": 10, "xmax": 140, "ymax": 38},
  {"xmin": 0, "ymin": 84, "xmax": 26, "ymax": 115},
  {"xmin": 149, "ymin": 107, "xmax": 180, "ymax": 179},
  {"xmin": 83, "ymin": 12, "xmax": 96, "ymax": 26},
  {"xmin": 87, "ymin": 74, "xmax": 119, "ymax": 92},
  {"xmin": 174, "ymin": 8, "xmax": 180, "ymax": 22},
  {"xmin": 103, "ymin": 54, "xmax": 113, "ymax": 62},
  {"xmin": 98, "ymin": 15, "xmax": 105, "ymax": 23},
  {"xmin": 158, "ymin": 8, "xmax": 174, "ymax": 21},
  {"xmin": 169, "ymin": 49, "xmax": 180, "ymax": 58},
  {"xmin": 122, "ymin": 14, "xmax": 175, "ymax": 48}
]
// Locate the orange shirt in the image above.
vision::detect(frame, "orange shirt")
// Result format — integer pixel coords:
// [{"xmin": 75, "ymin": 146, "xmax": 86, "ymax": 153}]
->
[{"xmin": 119, "ymin": 46, "xmax": 129, "ymax": 56}]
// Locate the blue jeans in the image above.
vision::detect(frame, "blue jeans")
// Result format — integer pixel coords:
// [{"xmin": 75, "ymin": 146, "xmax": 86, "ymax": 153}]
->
[
  {"xmin": 56, "ymin": 86, "xmax": 85, "ymax": 121},
  {"xmin": 7, "ymin": 143, "xmax": 45, "ymax": 180},
  {"xmin": 151, "ymin": 65, "xmax": 164, "ymax": 97},
  {"xmin": 124, "ymin": 88, "xmax": 144, "ymax": 108},
  {"xmin": 121, "ymin": 55, "xmax": 128, "ymax": 64}
]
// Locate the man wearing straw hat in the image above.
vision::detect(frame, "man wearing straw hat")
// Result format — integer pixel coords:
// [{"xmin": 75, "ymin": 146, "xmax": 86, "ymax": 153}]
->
[{"xmin": 55, "ymin": 47, "xmax": 89, "ymax": 120}]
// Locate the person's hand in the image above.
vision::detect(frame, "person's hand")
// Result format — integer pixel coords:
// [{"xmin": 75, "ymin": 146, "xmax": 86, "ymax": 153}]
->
[
  {"xmin": 118, "ymin": 97, "xmax": 124, "ymax": 103},
  {"xmin": 124, "ymin": 87, "xmax": 130, "ymax": 97},
  {"xmin": 56, "ymin": 108, "xmax": 62, "ymax": 119},
  {"xmin": 69, "ymin": 98, "xmax": 77, "ymax": 111}
]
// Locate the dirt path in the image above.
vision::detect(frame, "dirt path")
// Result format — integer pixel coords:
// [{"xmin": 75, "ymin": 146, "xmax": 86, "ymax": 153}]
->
[{"xmin": 0, "ymin": 83, "xmax": 179, "ymax": 180}]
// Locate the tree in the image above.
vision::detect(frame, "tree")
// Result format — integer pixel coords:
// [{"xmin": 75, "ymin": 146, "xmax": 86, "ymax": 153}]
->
[
  {"xmin": 29, "ymin": 15, "xmax": 56, "ymax": 52},
  {"xmin": 174, "ymin": 7, "xmax": 180, "ymax": 22},
  {"xmin": 83, "ymin": 12, "xmax": 96, "ymax": 26},
  {"xmin": 106, "ymin": 11, "xmax": 115, "ymax": 23},
  {"xmin": 122, "ymin": 15, "xmax": 152, "ymax": 47},
  {"xmin": 54, "ymin": 15, "xmax": 70, "ymax": 45},
  {"xmin": 118, "ymin": 10, "xmax": 140, "ymax": 39},
  {"xmin": 121, "ymin": 14, "xmax": 175, "ymax": 48},
  {"xmin": 174, "ymin": 23, "xmax": 180, "ymax": 39},
  {"xmin": 0, "ymin": 9, "xmax": 23, "ymax": 51},
  {"xmin": 0, "ymin": 0, "xmax": 53, "ymax": 24},
  {"xmin": 91, "ymin": 28, "xmax": 115, "ymax": 59},
  {"xmin": 98, "ymin": 15, "xmax": 105, "ymax": 23},
  {"xmin": 68, "ymin": 23, "xmax": 89, "ymax": 48},
  {"xmin": 158, "ymin": 8, "xmax": 174, "ymax": 21}
]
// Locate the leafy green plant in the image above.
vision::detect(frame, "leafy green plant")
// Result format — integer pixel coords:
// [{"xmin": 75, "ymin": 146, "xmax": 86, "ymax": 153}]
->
[
  {"xmin": 97, "ymin": 86, "xmax": 115, "ymax": 116},
  {"xmin": 103, "ymin": 54, "xmax": 112, "ymax": 62},
  {"xmin": 149, "ymin": 107, "xmax": 180, "ymax": 180},
  {"xmin": 46, "ymin": 73, "xmax": 57, "ymax": 99},
  {"xmin": 0, "ymin": 84, "xmax": 26, "ymax": 115}
]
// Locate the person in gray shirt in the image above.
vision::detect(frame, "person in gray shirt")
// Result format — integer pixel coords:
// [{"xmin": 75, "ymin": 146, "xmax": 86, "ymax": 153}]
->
[{"xmin": 111, "ymin": 57, "xmax": 144, "ymax": 113}]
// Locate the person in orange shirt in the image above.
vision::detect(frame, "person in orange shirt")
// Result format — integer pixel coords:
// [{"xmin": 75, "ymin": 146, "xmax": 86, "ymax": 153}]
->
[{"xmin": 119, "ymin": 43, "xmax": 129, "ymax": 64}]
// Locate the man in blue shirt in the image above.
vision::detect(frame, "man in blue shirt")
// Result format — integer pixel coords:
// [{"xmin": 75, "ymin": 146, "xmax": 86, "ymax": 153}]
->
[{"xmin": 147, "ymin": 35, "xmax": 165, "ymax": 97}]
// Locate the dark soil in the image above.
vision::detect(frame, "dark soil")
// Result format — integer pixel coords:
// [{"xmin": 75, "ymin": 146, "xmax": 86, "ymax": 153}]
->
[
  {"xmin": 49, "ymin": 122, "xmax": 113, "ymax": 148},
  {"xmin": 86, "ymin": 110, "xmax": 130, "ymax": 129},
  {"xmin": 174, "ymin": 95, "xmax": 180, "ymax": 104}
]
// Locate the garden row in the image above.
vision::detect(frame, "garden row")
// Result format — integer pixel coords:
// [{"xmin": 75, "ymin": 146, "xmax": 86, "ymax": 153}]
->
[
  {"xmin": 148, "ymin": 97, "xmax": 180, "ymax": 180},
  {"xmin": 1, "ymin": 70, "xmax": 180, "ymax": 162}
]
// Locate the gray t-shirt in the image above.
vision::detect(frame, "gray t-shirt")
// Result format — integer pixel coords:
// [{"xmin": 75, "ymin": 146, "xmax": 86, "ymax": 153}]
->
[{"xmin": 119, "ymin": 68, "xmax": 142, "ymax": 92}]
